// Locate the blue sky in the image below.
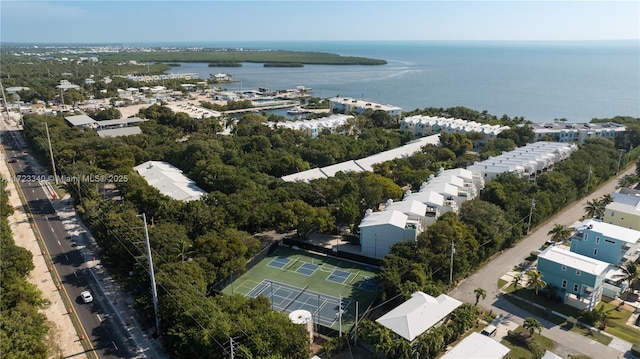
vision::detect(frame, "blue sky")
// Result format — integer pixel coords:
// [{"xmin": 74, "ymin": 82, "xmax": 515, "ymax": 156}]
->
[{"xmin": 2, "ymin": 1, "xmax": 639, "ymax": 44}]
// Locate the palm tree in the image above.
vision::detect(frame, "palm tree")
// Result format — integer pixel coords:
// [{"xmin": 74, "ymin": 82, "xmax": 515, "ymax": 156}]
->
[
  {"xmin": 175, "ymin": 240, "xmax": 194, "ymax": 262},
  {"xmin": 584, "ymin": 198, "xmax": 604, "ymax": 219},
  {"xmin": 474, "ymin": 287, "xmax": 487, "ymax": 306},
  {"xmin": 512, "ymin": 272, "xmax": 524, "ymax": 289},
  {"xmin": 526, "ymin": 269, "xmax": 547, "ymax": 300},
  {"xmin": 547, "ymin": 224, "xmax": 573, "ymax": 244},
  {"xmin": 523, "ymin": 317, "xmax": 542, "ymax": 338},
  {"xmin": 600, "ymin": 194, "xmax": 613, "ymax": 206},
  {"xmin": 613, "ymin": 262, "xmax": 639, "ymax": 298}
]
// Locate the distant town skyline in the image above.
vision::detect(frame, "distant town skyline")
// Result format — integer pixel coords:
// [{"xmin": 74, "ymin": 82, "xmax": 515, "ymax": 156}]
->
[{"xmin": 1, "ymin": 1, "xmax": 639, "ymax": 44}]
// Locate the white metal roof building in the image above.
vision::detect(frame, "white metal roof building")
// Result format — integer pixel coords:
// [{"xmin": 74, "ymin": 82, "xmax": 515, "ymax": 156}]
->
[
  {"xmin": 320, "ymin": 160, "xmax": 364, "ymax": 177},
  {"xmin": 133, "ymin": 161, "xmax": 207, "ymax": 202},
  {"xmin": 375, "ymin": 292, "xmax": 462, "ymax": 342},
  {"xmin": 329, "ymin": 97, "xmax": 402, "ymax": 117},
  {"xmin": 65, "ymin": 114, "xmax": 97, "ymax": 128},
  {"xmin": 97, "ymin": 127, "xmax": 143, "ymax": 137},
  {"xmin": 440, "ymin": 332, "xmax": 510, "ymax": 359},
  {"xmin": 280, "ymin": 135, "xmax": 440, "ymax": 182}
]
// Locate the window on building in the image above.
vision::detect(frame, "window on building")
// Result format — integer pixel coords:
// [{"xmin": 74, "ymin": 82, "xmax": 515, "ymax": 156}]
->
[
  {"xmin": 576, "ymin": 270, "xmax": 581, "ymax": 276},
  {"xmin": 611, "ymin": 211, "xmax": 615, "ymax": 217},
  {"xmin": 596, "ymin": 237, "xmax": 600, "ymax": 244},
  {"xmin": 573, "ymin": 284, "xmax": 579, "ymax": 292},
  {"xmin": 594, "ymin": 248, "xmax": 598, "ymax": 256},
  {"xmin": 561, "ymin": 265, "xmax": 567, "ymax": 271},
  {"xmin": 605, "ymin": 239, "xmax": 616, "ymax": 244},
  {"xmin": 562, "ymin": 280, "xmax": 567, "ymax": 288}
]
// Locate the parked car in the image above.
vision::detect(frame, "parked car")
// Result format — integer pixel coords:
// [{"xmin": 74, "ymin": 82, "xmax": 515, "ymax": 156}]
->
[
  {"xmin": 481, "ymin": 324, "xmax": 497, "ymax": 337},
  {"xmin": 8, "ymin": 157, "xmax": 18, "ymax": 163},
  {"xmin": 80, "ymin": 290, "xmax": 93, "ymax": 303}
]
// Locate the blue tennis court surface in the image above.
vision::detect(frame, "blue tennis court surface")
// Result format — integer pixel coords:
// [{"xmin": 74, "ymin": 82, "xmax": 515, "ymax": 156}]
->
[
  {"xmin": 296, "ymin": 262, "xmax": 319, "ymax": 276},
  {"xmin": 267, "ymin": 256, "xmax": 291, "ymax": 269},
  {"xmin": 327, "ymin": 269, "xmax": 350, "ymax": 284},
  {"xmin": 358, "ymin": 277, "xmax": 377, "ymax": 292},
  {"xmin": 246, "ymin": 279, "xmax": 350, "ymax": 327}
]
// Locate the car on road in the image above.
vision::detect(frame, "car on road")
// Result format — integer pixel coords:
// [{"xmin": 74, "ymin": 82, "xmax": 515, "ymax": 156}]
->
[{"xmin": 80, "ymin": 290, "xmax": 93, "ymax": 303}]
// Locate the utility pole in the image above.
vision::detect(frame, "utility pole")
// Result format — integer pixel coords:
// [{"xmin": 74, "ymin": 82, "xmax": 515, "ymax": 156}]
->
[
  {"xmin": 354, "ymin": 301, "xmax": 359, "ymax": 346},
  {"xmin": 338, "ymin": 294, "xmax": 342, "ymax": 337},
  {"xmin": 527, "ymin": 198, "xmax": 536, "ymax": 234},
  {"xmin": 229, "ymin": 337, "xmax": 235, "ymax": 359},
  {"xmin": 44, "ymin": 122, "xmax": 58, "ymax": 184},
  {"xmin": 141, "ymin": 213, "xmax": 160, "ymax": 335},
  {"xmin": 449, "ymin": 241, "xmax": 455, "ymax": 284},
  {"xmin": 617, "ymin": 149, "xmax": 626, "ymax": 174}
]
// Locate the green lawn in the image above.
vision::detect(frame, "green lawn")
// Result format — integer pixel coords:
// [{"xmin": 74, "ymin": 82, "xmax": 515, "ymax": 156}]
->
[
  {"xmin": 498, "ymin": 278, "xmax": 508, "ymax": 289},
  {"xmin": 569, "ymin": 324, "xmax": 613, "ymax": 345},
  {"xmin": 501, "ymin": 327, "xmax": 555, "ymax": 359},
  {"xmin": 594, "ymin": 302, "xmax": 640, "ymax": 344}
]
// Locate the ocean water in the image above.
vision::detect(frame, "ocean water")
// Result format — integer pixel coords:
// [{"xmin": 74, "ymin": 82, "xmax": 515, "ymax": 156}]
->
[{"xmin": 165, "ymin": 41, "xmax": 640, "ymax": 123}]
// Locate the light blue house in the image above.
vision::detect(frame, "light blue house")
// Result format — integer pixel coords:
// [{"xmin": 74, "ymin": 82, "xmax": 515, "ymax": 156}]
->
[
  {"xmin": 569, "ymin": 219, "xmax": 640, "ymax": 265},
  {"xmin": 537, "ymin": 246, "xmax": 610, "ymax": 310}
]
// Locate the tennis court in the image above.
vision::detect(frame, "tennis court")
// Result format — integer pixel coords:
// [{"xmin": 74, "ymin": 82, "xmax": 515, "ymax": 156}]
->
[
  {"xmin": 246, "ymin": 280, "xmax": 350, "ymax": 327},
  {"xmin": 296, "ymin": 262, "xmax": 320, "ymax": 276},
  {"xmin": 327, "ymin": 269, "xmax": 351, "ymax": 284},
  {"xmin": 224, "ymin": 246, "xmax": 379, "ymax": 332},
  {"xmin": 267, "ymin": 256, "xmax": 291, "ymax": 269}
]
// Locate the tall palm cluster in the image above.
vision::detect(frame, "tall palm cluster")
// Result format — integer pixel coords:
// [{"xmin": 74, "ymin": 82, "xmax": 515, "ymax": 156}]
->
[{"xmin": 584, "ymin": 194, "xmax": 613, "ymax": 219}]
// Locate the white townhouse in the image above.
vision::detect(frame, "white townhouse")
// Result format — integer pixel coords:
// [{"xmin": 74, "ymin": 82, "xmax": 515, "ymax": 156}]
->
[
  {"xmin": 359, "ymin": 209, "xmax": 422, "ymax": 260},
  {"xmin": 530, "ymin": 122, "xmax": 626, "ymax": 144},
  {"xmin": 399, "ymin": 115, "xmax": 510, "ymax": 145},
  {"xmin": 466, "ymin": 141, "xmax": 577, "ymax": 181},
  {"xmin": 329, "ymin": 96, "xmax": 402, "ymax": 117}
]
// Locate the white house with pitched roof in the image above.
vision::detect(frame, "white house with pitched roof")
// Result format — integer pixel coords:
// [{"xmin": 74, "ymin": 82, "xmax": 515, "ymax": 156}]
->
[
  {"xmin": 440, "ymin": 332, "xmax": 510, "ymax": 359},
  {"xmin": 376, "ymin": 291, "xmax": 462, "ymax": 342}
]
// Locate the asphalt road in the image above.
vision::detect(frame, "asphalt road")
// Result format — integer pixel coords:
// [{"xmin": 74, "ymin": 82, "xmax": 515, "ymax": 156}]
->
[
  {"xmin": 449, "ymin": 163, "xmax": 638, "ymax": 358},
  {"xmin": 1, "ymin": 129, "xmax": 134, "ymax": 359}
]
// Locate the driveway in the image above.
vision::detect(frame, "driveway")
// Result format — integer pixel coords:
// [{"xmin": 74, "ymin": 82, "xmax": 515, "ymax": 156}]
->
[{"xmin": 449, "ymin": 164, "xmax": 638, "ymax": 358}]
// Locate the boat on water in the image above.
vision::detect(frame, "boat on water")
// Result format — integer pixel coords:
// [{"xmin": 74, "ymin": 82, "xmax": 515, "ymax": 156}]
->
[{"xmin": 287, "ymin": 106, "xmax": 311, "ymax": 115}]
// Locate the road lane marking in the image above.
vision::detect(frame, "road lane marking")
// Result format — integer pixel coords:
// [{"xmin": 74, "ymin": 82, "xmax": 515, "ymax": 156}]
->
[
  {"xmin": 57, "ymin": 240, "xmax": 61, "ymax": 246},
  {"xmin": 73, "ymin": 271, "xmax": 78, "ymax": 278},
  {"xmin": 97, "ymin": 314, "xmax": 102, "ymax": 322},
  {"xmin": 112, "ymin": 341, "xmax": 118, "ymax": 351}
]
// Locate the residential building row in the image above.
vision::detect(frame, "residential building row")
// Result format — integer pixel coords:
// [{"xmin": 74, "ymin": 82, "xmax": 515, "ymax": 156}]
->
[
  {"xmin": 530, "ymin": 122, "xmax": 627, "ymax": 144},
  {"xmin": 267, "ymin": 114, "xmax": 352, "ymax": 138},
  {"xmin": 466, "ymin": 141, "xmax": 578, "ymax": 181},
  {"xmin": 400, "ymin": 115, "xmax": 511, "ymax": 145},
  {"xmin": 356, "ymin": 141, "xmax": 575, "ymax": 260}
]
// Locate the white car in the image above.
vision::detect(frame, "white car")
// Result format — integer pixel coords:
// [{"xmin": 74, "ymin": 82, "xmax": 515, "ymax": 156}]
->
[{"xmin": 80, "ymin": 290, "xmax": 93, "ymax": 303}]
